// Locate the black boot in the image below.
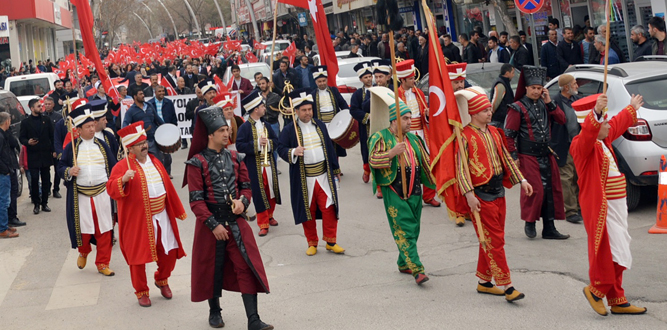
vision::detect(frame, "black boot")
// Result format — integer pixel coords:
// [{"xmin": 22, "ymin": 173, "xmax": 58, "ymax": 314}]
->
[
  {"xmin": 542, "ymin": 219, "xmax": 570, "ymax": 239},
  {"xmin": 208, "ymin": 298, "xmax": 225, "ymax": 328},
  {"xmin": 242, "ymin": 294, "xmax": 273, "ymax": 330},
  {"xmin": 33, "ymin": 204, "xmax": 40, "ymax": 215},
  {"xmin": 524, "ymin": 222, "xmax": 536, "ymax": 238}
]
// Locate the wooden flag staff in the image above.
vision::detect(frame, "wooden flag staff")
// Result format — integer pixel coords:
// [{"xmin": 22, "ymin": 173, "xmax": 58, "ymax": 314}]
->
[
  {"xmin": 387, "ymin": 17, "xmax": 408, "ymax": 200},
  {"xmin": 421, "ymin": 0, "xmax": 487, "ymax": 248}
]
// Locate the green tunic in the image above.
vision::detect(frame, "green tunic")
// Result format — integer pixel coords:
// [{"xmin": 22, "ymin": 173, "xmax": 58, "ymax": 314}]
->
[{"xmin": 369, "ymin": 128, "xmax": 435, "ymax": 276}]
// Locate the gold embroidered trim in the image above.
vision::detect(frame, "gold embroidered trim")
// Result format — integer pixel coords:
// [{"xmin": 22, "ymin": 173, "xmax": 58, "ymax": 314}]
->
[
  {"xmin": 135, "ymin": 291, "xmax": 149, "ymax": 298},
  {"xmin": 607, "ymin": 296, "xmax": 628, "ymax": 306},
  {"xmin": 150, "ymin": 195, "xmax": 167, "ymax": 216},
  {"xmin": 155, "ymin": 279, "xmax": 168, "ymax": 287},
  {"xmin": 388, "ymin": 206, "xmax": 424, "ymax": 276},
  {"xmin": 589, "ymin": 284, "xmax": 606, "ymax": 299},
  {"xmin": 305, "ymin": 161, "xmax": 326, "ymax": 177}
]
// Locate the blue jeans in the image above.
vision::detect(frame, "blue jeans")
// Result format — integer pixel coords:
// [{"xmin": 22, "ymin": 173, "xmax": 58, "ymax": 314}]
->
[{"xmin": 0, "ymin": 174, "xmax": 11, "ymax": 232}]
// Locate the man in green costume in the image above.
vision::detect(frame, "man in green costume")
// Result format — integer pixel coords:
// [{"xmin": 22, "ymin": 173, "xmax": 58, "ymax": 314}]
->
[{"xmin": 368, "ymin": 96, "xmax": 435, "ymax": 285}]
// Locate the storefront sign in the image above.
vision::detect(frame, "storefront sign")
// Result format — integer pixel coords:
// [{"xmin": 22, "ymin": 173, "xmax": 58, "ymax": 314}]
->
[
  {"xmin": 324, "ymin": 4, "xmax": 334, "ymax": 15},
  {"xmin": 0, "ymin": 16, "xmax": 9, "ymax": 38},
  {"xmin": 298, "ymin": 12, "xmax": 308, "ymax": 27},
  {"xmin": 54, "ymin": 5, "xmax": 62, "ymax": 26},
  {"xmin": 333, "ymin": 0, "xmax": 376, "ymax": 14}
]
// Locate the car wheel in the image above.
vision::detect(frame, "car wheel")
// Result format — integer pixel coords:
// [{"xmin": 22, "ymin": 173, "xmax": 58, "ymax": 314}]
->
[
  {"xmin": 16, "ymin": 169, "xmax": 23, "ymax": 197},
  {"xmin": 626, "ymin": 178, "xmax": 640, "ymax": 211}
]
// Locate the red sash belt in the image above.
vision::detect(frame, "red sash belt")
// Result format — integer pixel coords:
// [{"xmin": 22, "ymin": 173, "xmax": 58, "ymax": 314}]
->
[
  {"xmin": 150, "ymin": 195, "xmax": 167, "ymax": 216},
  {"xmin": 605, "ymin": 175, "xmax": 626, "ymax": 200}
]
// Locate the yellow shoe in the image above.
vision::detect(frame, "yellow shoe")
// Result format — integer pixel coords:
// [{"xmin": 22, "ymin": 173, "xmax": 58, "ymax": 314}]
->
[
  {"xmin": 610, "ymin": 304, "xmax": 647, "ymax": 315},
  {"xmin": 306, "ymin": 246, "xmax": 317, "ymax": 256},
  {"xmin": 98, "ymin": 267, "xmax": 116, "ymax": 276},
  {"xmin": 77, "ymin": 254, "xmax": 87, "ymax": 269},
  {"xmin": 583, "ymin": 286, "xmax": 608, "ymax": 316},
  {"xmin": 504, "ymin": 287, "xmax": 525, "ymax": 302},
  {"xmin": 326, "ymin": 244, "xmax": 345, "ymax": 254},
  {"xmin": 455, "ymin": 217, "xmax": 465, "ymax": 227},
  {"xmin": 477, "ymin": 283, "xmax": 505, "ymax": 296}
]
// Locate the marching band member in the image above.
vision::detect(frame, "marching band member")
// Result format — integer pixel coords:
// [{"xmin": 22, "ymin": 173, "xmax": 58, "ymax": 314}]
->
[
  {"xmin": 571, "ymin": 93, "xmax": 647, "ymax": 316},
  {"xmin": 396, "ymin": 59, "xmax": 440, "ymax": 208},
  {"xmin": 455, "ymin": 87, "xmax": 531, "ymax": 302},
  {"xmin": 237, "ymin": 91, "xmax": 282, "ymax": 236},
  {"xmin": 278, "ymin": 89, "xmax": 345, "ymax": 256},
  {"xmin": 58, "ymin": 99, "xmax": 116, "ymax": 277},
  {"xmin": 90, "ymin": 99, "xmax": 119, "ymax": 157},
  {"xmin": 349, "ymin": 61, "xmax": 374, "ymax": 184},
  {"xmin": 107, "ymin": 122, "xmax": 187, "ymax": 307},
  {"xmin": 368, "ymin": 96, "xmax": 435, "ymax": 285},
  {"xmin": 186, "ymin": 106, "xmax": 272, "ymax": 329}
]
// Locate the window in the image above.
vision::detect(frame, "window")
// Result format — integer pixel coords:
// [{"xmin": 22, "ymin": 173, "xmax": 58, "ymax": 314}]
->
[
  {"xmin": 626, "ymin": 78, "xmax": 667, "ymax": 110},
  {"xmin": 575, "ymin": 78, "xmax": 602, "ymax": 96},
  {"xmin": 8, "ymin": 78, "xmax": 51, "ymax": 97}
]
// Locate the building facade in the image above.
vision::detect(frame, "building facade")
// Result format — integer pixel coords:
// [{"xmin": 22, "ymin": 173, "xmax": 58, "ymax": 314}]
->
[{"xmin": 0, "ymin": 0, "xmax": 80, "ymax": 67}]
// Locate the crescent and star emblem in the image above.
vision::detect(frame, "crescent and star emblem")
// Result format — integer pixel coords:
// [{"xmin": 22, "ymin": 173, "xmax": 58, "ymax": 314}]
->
[{"xmin": 429, "ymin": 86, "xmax": 446, "ymax": 117}]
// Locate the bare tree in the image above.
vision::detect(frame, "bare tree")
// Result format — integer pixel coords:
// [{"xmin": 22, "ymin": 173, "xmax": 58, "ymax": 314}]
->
[{"xmin": 97, "ymin": 0, "xmax": 134, "ymax": 46}]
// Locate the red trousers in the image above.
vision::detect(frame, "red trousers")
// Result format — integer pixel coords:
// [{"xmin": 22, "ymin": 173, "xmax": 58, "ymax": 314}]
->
[
  {"xmin": 303, "ymin": 181, "xmax": 338, "ymax": 246},
  {"xmin": 78, "ymin": 199, "xmax": 112, "ymax": 271},
  {"xmin": 422, "ymin": 186, "xmax": 436, "ymax": 202},
  {"xmin": 589, "ymin": 262, "xmax": 627, "ymax": 306},
  {"xmin": 256, "ymin": 169, "xmax": 276, "ymax": 229},
  {"xmin": 472, "ymin": 197, "xmax": 512, "ymax": 286},
  {"xmin": 130, "ymin": 226, "xmax": 178, "ymax": 298}
]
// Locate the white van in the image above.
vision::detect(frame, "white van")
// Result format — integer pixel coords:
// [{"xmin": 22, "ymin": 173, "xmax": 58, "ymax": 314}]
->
[{"xmin": 3, "ymin": 73, "xmax": 60, "ymax": 113}]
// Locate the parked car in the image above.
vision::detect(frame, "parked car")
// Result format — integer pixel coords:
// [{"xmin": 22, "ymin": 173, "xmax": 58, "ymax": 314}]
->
[
  {"xmin": 0, "ymin": 90, "xmax": 26, "ymax": 196},
  {"xmin": 312, "ymin": 51, "xmax": 361, "ymax": 66},
  {"xmin": 222, "ymin": 62, "xmax": 272, "ymax": 88},
  {"xmin": 333, "ymin": 57, "xmax": 381, "ymax": 105},
  {"xmin": 258, "ymin": 40, "xmax": 291, "ymax": 58},
  {"xmin": 417, "ymin": 62, "xmax": 520, "ymax": 99},
  {"xmin": 545, "ymin": 62, "xmax": 667, "ymax": 210},
  {"xmin": 3, "ymin": 72, "xmax": 59, "ymax": 113}
]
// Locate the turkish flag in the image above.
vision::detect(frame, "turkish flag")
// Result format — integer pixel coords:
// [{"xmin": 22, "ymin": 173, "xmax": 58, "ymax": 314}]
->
[
  {"xmin": 85, "ymin": 86, "xmax": 97, "ymax": 98},
  {"xmin": 224, "ymin": 40, "xmax": 242, "ymax": 52},
  {"xmin": 278, "ymin": 0, "xmax": 338, "ymax": 86},
  {"xmin": 246, "ymin": 52, "xmax": 259, "ymax": 63},
  {"xmin": 253, "ymin": 40, "xmax": 266, "ymax": 50},
  {"xmin": 214, "ymin": 75, "xmax": 228, "ymax": 93},
  {"xmin": 102, "ymin": 76, "xmax": 121, "ymax": 105},
  {"xmin": 161, "ymin": 77, "xmax": 177, "ymax": 96},
  {"xmin": 71, "ymin": 0, "xmax": 120, "ymax": 104},
  {"xmin": 282, "ymin": 41, "xmax": 297, "ymax": 67},
  {"xmin": 424, "ymin": 10, "xmax": 462, "ymax": 215}
]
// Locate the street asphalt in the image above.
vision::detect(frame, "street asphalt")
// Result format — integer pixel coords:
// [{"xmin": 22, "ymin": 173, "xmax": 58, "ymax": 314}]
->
[{"xmin": 1, "ymin": 144, "xmax": 666, "ymax": 330}]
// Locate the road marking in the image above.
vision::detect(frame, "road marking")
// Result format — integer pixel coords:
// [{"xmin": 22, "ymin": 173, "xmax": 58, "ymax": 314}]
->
[
  {"xmin": 46, "ymin": 249, "xmax": 102, "ymax": 310},
  {"xmin": 0, "ymin": 247, "xmax": 32, "ymax": 306}
]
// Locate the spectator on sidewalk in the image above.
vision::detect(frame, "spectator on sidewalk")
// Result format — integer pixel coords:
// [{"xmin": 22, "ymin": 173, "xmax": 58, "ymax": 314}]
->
[
  {"xmin": 20, "ymin": 98, "xmax": 55, "ymax": 215},
  {"xmin": 541, "ymin": 30, "xmax": 561, "ymax": 80},
  {"xmin": 1, "ymin": 112, "xmax": 20, "ymax": 238},
  {"xmin": 630, "ymin": 25, "xmax": 654, "ymax": 61},
  {"xmin": 557, "ymin": 27, "xmax": 583, "ymax": 71}
]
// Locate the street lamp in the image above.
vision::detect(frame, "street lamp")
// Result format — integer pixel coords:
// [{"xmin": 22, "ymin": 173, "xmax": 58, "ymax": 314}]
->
[
  {"xmin": 133, "ymin": 12, "xmax": 154, "ymax": 39},
  {"xmin": 182, "ymin": 0, "xmax": 202, "ymax": 38},
  {"xmin": 153, "ymin": 0, "xmax": 180, "ymax": 39}
]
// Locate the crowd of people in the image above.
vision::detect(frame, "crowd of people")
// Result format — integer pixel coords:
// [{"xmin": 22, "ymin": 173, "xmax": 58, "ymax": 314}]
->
[{"xmin": 1, "ymin": 14, "xmax": 663, "ymax": 329}]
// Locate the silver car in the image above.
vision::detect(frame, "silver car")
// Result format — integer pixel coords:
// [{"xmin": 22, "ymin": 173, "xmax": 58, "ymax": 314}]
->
[
  {"xmin": 417, "ymin": 62, "xmax": 520, "ymax": 99},
  {"xmin": 222, "ymin": 62, "xmax": 272, "ymax": 88},
  {"xmin": 546, "ymin": 62, "xmax": 667, "ymax": 210}
]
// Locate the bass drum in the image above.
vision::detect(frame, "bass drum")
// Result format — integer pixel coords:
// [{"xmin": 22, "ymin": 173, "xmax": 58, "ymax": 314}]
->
[
  {"xmin": 155, "ymin": 124, "xmax": 181, "ymax": 154},
  {"xmin": 327, "ymin": 110, "xmax": 360, "ymax": 149}
]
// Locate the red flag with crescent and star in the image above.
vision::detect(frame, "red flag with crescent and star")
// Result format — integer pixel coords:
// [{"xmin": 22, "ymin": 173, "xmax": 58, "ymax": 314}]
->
[
  {"xmin": 277, "ymin": 0, "xmax": 338, "ymax": 86},
  {"xmin": 423, "ymin": 7, "xmax": 462, "ymax": 216}
]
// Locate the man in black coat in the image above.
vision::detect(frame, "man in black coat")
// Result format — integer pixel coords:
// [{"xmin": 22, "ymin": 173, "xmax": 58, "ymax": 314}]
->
[
  {"xmin": 509, "ymin": 35, "xmax": 531, "ymax": 71},
  {"xmin": 460, "ymin": 33, "xmax": 481, "ymax": 64},
  {"xmin": 19, "ymin": 98, "xmax": 55, "ymax": 214},
  {"xmin": 442, "ymin": 34, "xmax": 462, "ymax": 63},
  {"xmin": 541, "ymin": 30, "xmax": 561, "ymax": 80},
  {"xmin": 557, "ymin": 27, "xmax": 583, "ymax": 72},
  {"xmin": 630, "ymin": 25, "xmax": 654, "ymax": 61},
  {"xmin": 42, "ymin": 96, "xmax": 63, "ymax": 199},
  {"xmin": 146, "ymin": 86, "xmax": 177, "ymax": 175},
  {"xmin": 272, "ymin": 60, "xmax": 300, "ymax": 95}
]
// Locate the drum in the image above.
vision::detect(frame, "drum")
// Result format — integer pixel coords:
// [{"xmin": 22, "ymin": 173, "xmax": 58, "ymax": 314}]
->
[
  {"xmin": 155, "ymin": 124, "xmax": 181, "ymax": 154},
  {"xmin": 328, "ymin": 110, "xmax": 360, "ymax": 149}
]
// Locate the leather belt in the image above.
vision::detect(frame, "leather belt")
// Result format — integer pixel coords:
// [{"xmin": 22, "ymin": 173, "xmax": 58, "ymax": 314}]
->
[
  {"xmin": 474, "ymin": 174, "xmax": 505, "ymax": 202},
  {"xmin": 390, "ymin": 165, "xmax": 422, "ymax": 199},
  {"xmin": 518, "ymin": 139, "xmax": 551, "ymax": 157},
  {"xmin": 206, "ymin": 202, "xmax": 237, "ymax": 223}
]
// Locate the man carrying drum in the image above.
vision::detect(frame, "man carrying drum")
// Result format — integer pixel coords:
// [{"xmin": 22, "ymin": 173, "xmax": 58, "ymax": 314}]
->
[
  {"xmin": 396, "ymin": 59, "xmax": 440, "ymax": 208},
  {"xmin": 309, "ymin": 66, "xmax": 351, "ymax": 168}
]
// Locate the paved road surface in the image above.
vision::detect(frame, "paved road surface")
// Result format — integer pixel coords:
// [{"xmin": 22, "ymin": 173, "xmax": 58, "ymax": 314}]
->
[{"xmin": 1, "ymin": 146, "xmax": 666, "ymax": 329}]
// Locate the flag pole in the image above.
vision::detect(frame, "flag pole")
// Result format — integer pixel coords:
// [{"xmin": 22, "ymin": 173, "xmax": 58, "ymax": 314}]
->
[
  {"xmin": 387, "ymin": 16, "xmax": 408, "ymax": 199},
  {"xmin": 602, "ymin": 0, "xmax": 612, "ymax": 100},
  {"xmin": 69, "ymin": 6, "xmax": 83, "ymax": 98},
  {"xmin": 421, "ymin": 0, "xmax": 486, "ymax": 248},
  {"xmin": 268, "ymin": 0, "xmax": 279, "ymax": 92}
]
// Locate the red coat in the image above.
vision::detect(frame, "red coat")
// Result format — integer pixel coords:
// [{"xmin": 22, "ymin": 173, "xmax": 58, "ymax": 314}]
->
[
  {"xmin": 107, "ymin": 154, "xmax": 187, "ymax": 265},
  {"xmin": 231, "ymin": 77, "xmax": 253, "ymax": 97},
  {"xmin": 397, "ymin": 85, "xmax": 430, "ymax": 147},
  {"xmin": 187, "ymin": 150, "xmax": 269, "ymax": 302},
  {"xmin": 570, "ymin": 106, "xmax": 637, "ymax": 287}
]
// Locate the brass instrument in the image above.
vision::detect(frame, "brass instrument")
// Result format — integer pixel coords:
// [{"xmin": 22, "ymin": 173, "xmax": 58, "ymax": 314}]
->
[
  {"xmin": 261, "ymin": 127, "xmax": 270, "ymax": 167},
  {"xmin": 278, "ymin": 81, "xmax": 302, "ymax": 147}
]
